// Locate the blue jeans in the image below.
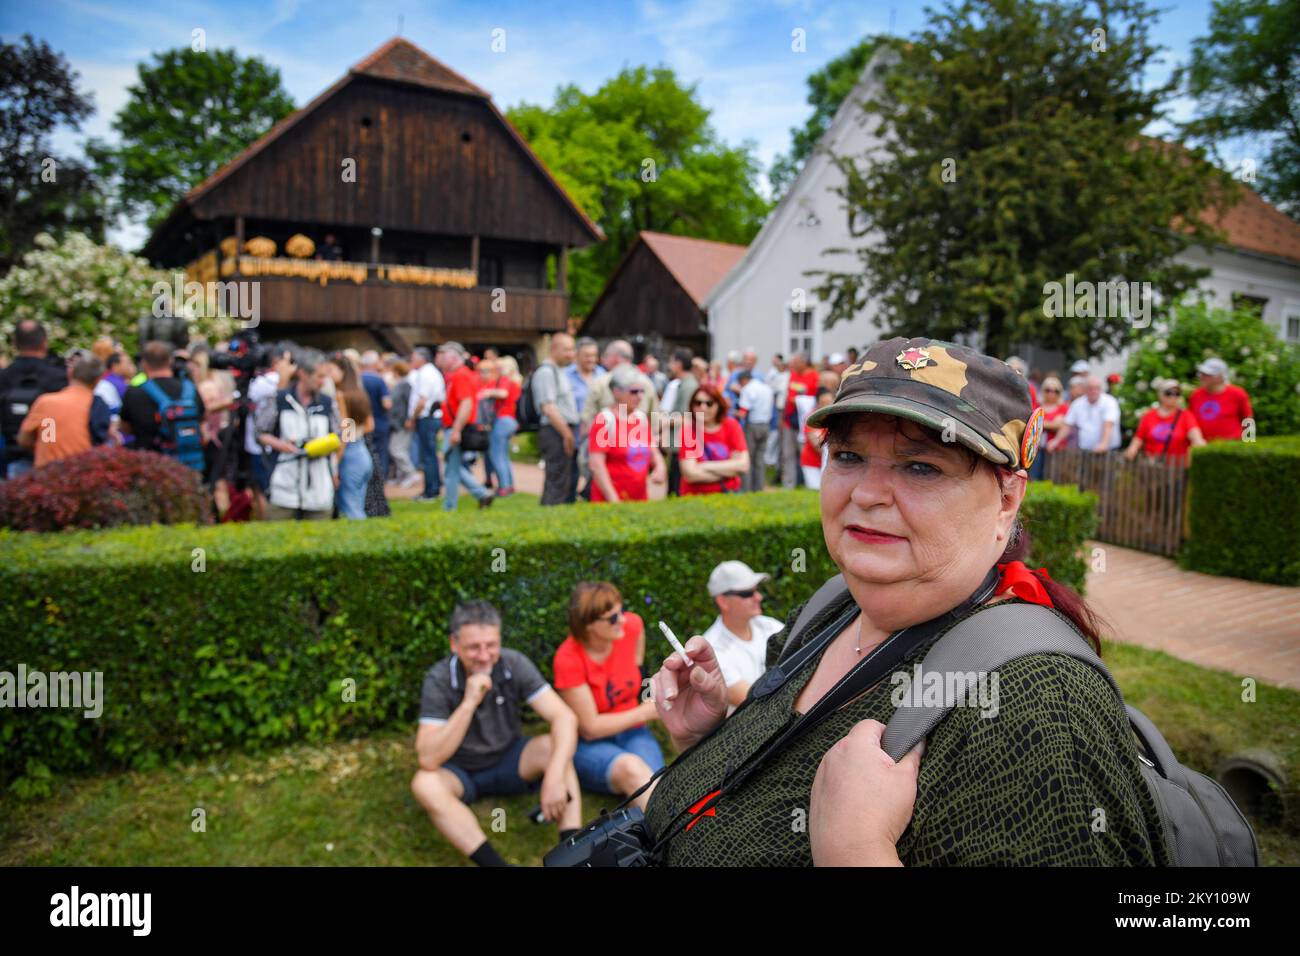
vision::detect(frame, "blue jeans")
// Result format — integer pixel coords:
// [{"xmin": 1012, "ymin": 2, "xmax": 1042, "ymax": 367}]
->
[
  {"xmin": 444, "ymin": 443, "xmax": 490, "ymax": 510},
  {"xmin": 485, "ymin": 416, "xmax": 518, "ymax": 490},
  {"xmin": 572, "ymin": 725, "xmax": 665, "ymax": 795},
  {"xmin": 415, "ymin": 417, "xmax": 442, "ymax": 497},
  {"xmin": 337, "ymin": 440, "xmax": 373, "ymax": 519},
  {"xmin": 5, "ymin": 458, "xmax": 32, "ymax": 480}
]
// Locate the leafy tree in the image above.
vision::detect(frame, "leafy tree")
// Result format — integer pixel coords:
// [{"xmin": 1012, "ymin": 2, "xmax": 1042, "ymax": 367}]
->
[
  {"xmin": 89, "ymin": 47, "xmax": 295, "ymax": 231},
  {"xmin": 508, "ymin": 66, "xmax": 770, "ymax": 317},
  {"xmin": 1180, "ymin": 0, "xmax": 1300, "ymax": 215},
  {"xmin": 0, "ymin": 232, "xmax": 234, "ymax": 360},
  {"xmin": 1115, "ymin": 299, "xmax": 1300, "ymax": 436},
  {"xmin": 811, "ymin": 0, "xmax": 1235, "ymax": 358},
  {"xmin": 0, "ymin": 34, "xmax": 105, "ymax": 273},
  {"xmin": 768, "ymin": 36, "xmax": 888, "ymax": 198}
]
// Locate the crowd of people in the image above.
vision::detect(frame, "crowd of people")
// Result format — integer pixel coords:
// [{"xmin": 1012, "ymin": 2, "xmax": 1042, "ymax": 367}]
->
[
  {"xmin": 0, "ymin": 319, "xmax": 1255, "ymax": 522},
  {"xmin": 409, "ymin": 557, "xmax": 782, "ymax": 866}
]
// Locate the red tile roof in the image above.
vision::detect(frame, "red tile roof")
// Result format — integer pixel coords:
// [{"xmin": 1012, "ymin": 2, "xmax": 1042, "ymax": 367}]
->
[
  {"xmin": 639, "ymin": 231, "xmax": 748, "ymax": 306},
  {"xmin": 1201, "ymin": 184, "xmax": 1300, "ymax": 266}
]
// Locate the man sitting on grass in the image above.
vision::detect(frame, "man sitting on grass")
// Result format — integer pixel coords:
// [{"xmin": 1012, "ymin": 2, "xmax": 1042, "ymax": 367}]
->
[{"xmin": 411, "ymin": 600, "xmax": 582, "ymax": 866}]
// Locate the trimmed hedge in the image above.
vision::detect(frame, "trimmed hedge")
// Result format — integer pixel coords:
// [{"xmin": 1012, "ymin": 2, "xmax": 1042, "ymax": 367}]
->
[
  {"xmin": 0, "ymin": 484, "xmax": 1095, "ymax": 790},
  {"xmin": 1184, "ymin": 436, "xmax": 1300, "ymax": 585}
]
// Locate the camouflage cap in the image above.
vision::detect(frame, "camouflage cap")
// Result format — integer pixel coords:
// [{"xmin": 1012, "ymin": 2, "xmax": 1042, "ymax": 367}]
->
[{"xmin": 805, "ymin": 336, "xmax": 1043, "ymax": 469}]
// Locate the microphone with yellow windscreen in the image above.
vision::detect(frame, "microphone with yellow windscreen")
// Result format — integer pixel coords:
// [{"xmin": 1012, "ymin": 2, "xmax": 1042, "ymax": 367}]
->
[{"xmin": 298, "ymin": 433, "xmax": 342, "ymax": 459}]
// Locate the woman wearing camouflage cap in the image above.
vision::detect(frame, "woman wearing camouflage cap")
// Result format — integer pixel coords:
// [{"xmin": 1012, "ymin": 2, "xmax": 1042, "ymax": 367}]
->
[{"xmin": 641, "ymin": 337, "xmax": 1165, "ymax": 866}]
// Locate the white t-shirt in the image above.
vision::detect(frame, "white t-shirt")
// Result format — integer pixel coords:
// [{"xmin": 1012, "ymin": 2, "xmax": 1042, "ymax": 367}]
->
[
  {"xmin": 701, "ymin": 614, "xmax": 785, "ymax": 697},
  {"xmin": 1065, "ymin": 393, "xmax": 1121, "ymax": 450},
  {"xmin": 738, "ymin": 378, "xmax": 774, "ymax": 425},
  {"xmin": 408, "ymin": 364, "xmax": 446, "ymax": 419}
]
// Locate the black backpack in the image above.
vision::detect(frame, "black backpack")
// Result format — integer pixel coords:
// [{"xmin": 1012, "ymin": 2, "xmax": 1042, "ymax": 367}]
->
[
  {"xmin": 787, "ymin": 577, "xmax": 1260, "ymax": 866},
  {"xmin": 515, "ymin": 366, "xmax": 555, "ymax": 433},
  {"xmin": 1, "ymin": 367, "xmax": 49, "ymax": 446}
]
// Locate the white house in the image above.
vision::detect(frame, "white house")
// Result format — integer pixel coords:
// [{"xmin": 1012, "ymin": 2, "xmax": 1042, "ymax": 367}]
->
[{"xmin": 705, "ymin": 49, "xmax": 1300, "ymax": 379}]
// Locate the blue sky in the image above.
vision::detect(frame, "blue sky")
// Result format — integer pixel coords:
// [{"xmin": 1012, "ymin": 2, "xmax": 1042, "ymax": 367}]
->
[{"xmin": 5, "ymin": 0, "xmax": 1226, "ymax": 247}]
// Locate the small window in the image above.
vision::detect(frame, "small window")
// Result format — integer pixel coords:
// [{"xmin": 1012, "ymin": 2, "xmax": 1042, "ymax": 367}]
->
[
  {"xmin": 788, "ymin": 309, "xmax": 815, "ymax": 357},
  {"xmin": 1287, "ymin": 316, "xmax": 1300, "ymax": 342}
]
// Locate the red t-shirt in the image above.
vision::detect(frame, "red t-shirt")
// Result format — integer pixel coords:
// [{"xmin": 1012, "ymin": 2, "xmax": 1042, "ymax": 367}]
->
[
  {"xmin": 801, "ymin": 421, "xmax": 826, "ymax": 467},
  {"xmin": 552, "ymin": 612, "xmax": 645, "ymax": 716},
  {"xmin": 1188, "ymin": 384, "xmax": 1252, "ymax": 442},
  {"xmin": 1135, "ymin": 407, "xmax": 1196, "ymax": 458},
  {"xmin": 784, "ymin": 369, "xmax": 820, "ymax": 421},
  {"xmin": 681, "ymin": 416, "xmax": 746, "ymax": 495},
  {"xmin": 589, "ymin": 409, "xmax": 654, "ymax": 502},
  {"xmin": 494, "ymin": 376, "xmax": 521, "ymax": 419},
  {"xmin": 442, "ymin": 365, "xmax": 481, "ymax": 428}
]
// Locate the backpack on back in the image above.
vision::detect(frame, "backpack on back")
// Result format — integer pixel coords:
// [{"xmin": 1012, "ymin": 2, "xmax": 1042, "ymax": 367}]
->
[
  {"xmin": 782, "ymin": 580, "xmax": 1259, "ymax": 866},
  {"xmin": 515, "ymin": 367, "xmax": 554, "ymax": 432},
  {"xmin": 141, "ymin": 378, "xmax": 205, "ymax": 472},
  {"xmin": 1, "ymin": 367, "xmax": 48, "ymax": 447}
]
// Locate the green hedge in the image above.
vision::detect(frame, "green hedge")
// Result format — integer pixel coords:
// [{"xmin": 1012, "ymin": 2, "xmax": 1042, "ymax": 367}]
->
[
  {"xmin": 1184, "ymin": 436, "xmax": 1300, "ymax": 585},
  {"xmin": 0, "ymin": 484, "xmax": 1095, "ymax": 790}
]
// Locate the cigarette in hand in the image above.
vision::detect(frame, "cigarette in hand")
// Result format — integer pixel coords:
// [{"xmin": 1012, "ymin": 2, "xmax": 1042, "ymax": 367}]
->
[{"xmin": 658, "ymin": 620, "xmax": 693, "ymax": 667}]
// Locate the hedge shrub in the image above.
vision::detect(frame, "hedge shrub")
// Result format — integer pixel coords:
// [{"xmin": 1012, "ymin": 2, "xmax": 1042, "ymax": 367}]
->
[
  {"xmin": 1183, "ymin": 436, "xmax": 1300, "ymax": 585},
  {"xmin": 0, "ymin": 484, "xmax": 1096, "ymax": 790},
  {"xmin": 0, "ymin": 447, "xmax": 210, "ymax": 532}
]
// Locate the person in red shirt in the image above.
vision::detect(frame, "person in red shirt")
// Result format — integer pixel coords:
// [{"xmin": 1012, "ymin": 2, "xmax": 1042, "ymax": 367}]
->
[
  {"xmin": 680, "ymin": 383, "xmax": 749, "ymax": 495},
  {"xmin": 552, "ymin": 582, "xmax": 665, "ymax": 810},
  {"xmin": 1124, "ymin": 378, "xmax": 1206, "ymax": 462},
  {"xmin": 588, "ymin": 364, "xmax": 666, "ymax": 503},
  {"xmin": 1188, "ymin": 358, "xmax": 1253, "ymax": 442},
  {"xmin": 478, "ymin": 355, "xmax": 522, "ymax": 496},
  {"xmin": 800, "ymin": 389, "xmax": 834, "ymax": 489},
  {"xmin": 437, "ymin": 342, "xmax": 493, "ymax": 511},
  {"xmin": 781, "ymin": 353, "xmax": 820, "ymax": 488}
]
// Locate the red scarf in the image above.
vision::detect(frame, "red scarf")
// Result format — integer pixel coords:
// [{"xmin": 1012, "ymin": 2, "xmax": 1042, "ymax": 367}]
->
[{"xmin": 995, "ymin": 561, "xmax": 1055, "ymax": 608}]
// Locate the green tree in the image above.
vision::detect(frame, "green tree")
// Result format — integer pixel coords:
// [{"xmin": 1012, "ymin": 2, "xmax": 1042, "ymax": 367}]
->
[
  {"xmin": 812, "ymin": 0, "xmax": 1234, "ymax": 358},
  {"xmin": 768, "ymin": 36, "xmax": 888, "ymax": 198},
  {"xmin": 0, "ymin": 34, "xmax": 105, "ymax": 273},
  {"xmin": 89, "ymin": 47, "xmax": 295, "ymax": 231},
  {"xmin": 1180, "ymin": 0, "xmax": 1300, "ymax": 215},
  {"xmin": 1115, "ymin": 300, "xmax": 1300, "ymax": 436},
  {"xmin": 508, "ymin": 66, "xmax": 770, "ymax": 317}
]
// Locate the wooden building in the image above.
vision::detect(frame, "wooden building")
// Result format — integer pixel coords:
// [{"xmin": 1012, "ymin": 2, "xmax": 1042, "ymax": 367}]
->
[
  {"xmin": 142, "ymin": 37, "xmax": 603, "ymax": 358},
  {"xmin": 580, "ymin": 231, "xmax": 746, "ymax": 359}
]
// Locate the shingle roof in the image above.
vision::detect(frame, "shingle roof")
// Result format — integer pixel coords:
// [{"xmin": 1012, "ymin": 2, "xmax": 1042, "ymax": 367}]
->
[
  {"xmin": 1201, "ymin": 184, "xmax": 1300, "ymax": 266},
  {"xmin": 638, "ymin": 231, "xmax": 748, "ymax": 306}
]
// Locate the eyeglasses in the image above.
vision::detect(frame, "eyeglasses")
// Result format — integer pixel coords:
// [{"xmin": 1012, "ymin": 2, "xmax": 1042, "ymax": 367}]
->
[
  {"xmin": 1042, "ymin": 387, "xmax": 1061, "ymax": 394},
  {"xmin": 693, "ymin": 399, "xmax": 717, "ymax": 407},
  {"xmin": 723, "ymin": 589, "xmax": 758, "ymax": 599},
  {"xmin": 1163, "ymin": 389, "xmax": 1182, "ymax": 397},
  {"xmin": 599, "ymin": 607, "xmax": 624, "ymax": 626},
  {"xmin": 625, "ymin": 388, "xmax": 645, "ymax": 396}
]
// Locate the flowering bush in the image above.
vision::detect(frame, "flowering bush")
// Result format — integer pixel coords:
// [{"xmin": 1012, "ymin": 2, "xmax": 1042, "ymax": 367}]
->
[
  {"xmin": 0, "ymin": 232, "xmax": 234, "ymax": 361},
  {"xmin": 0, "ymin": 447, "xmax": 210, "ymax": 532},
  {"xmin": 1115, "ymin": 301, "xmax": 1300, "ymax": 435}
]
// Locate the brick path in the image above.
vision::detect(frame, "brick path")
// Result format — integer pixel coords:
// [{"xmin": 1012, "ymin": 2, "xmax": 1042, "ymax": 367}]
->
[{"xmin": 1085, "ymin": 541, "xmax": 1300, "ymax": 690}]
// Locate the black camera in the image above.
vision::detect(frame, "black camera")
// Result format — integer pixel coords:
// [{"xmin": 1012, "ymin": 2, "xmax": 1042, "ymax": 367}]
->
[
  {"xmin": 209, "ymin": 330, "xmax": 270, "ymax": 384},
  {"xmin": 543, "ymin": 807, "xmax": 658, "ymax": 867}
]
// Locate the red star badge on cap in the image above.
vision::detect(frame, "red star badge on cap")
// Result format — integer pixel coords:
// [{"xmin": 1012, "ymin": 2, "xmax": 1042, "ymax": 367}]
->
[{"xmin": 896, "ymin": 346, "xmax": 935, "ymax": 370}]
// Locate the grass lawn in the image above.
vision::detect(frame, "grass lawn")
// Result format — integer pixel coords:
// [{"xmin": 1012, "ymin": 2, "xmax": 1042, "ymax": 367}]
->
[{"xmin": 2, "ymin": 642, "xmax": 1296, "ymax": 866}]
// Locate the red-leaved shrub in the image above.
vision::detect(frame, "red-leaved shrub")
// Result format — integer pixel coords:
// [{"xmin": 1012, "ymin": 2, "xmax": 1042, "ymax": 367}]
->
[{"xmin": 0, "ymin": 447, "xmax": 211, "ymax": 532}]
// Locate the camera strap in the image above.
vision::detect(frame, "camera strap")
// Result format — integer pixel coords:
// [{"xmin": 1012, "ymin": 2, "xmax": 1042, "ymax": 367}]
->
[{"xmin": 648, "ymin": 567, "xmax": 1000, "ymax": 856}]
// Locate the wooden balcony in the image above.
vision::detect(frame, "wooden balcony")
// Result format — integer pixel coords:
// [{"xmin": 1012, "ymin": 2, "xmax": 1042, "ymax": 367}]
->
[{"xmin": 224, "ymin": 263, "xmax": 569, "ymax": 334}]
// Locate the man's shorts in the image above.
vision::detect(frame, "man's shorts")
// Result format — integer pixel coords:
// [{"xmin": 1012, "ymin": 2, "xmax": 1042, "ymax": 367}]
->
[{"xmin": 443, "ymin": 736, "xmax": 539, "ymax": 804}]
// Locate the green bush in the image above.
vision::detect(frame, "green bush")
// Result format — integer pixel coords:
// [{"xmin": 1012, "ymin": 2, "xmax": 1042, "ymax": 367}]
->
[
  {"xmin": 1183, "ymin": 436, "xmax": 1300, "ymax": 585},
  {"xmin": 0, "ymin": 484, "xmax": 1095, "ymax": 790},
  {"xmin": 1115, "ymin": 300, "xmax": 1300, "ymax": 436}
]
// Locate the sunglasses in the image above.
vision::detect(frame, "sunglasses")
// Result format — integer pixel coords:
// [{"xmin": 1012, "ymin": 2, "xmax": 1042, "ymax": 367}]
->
[
  {"xmin": 625, "ymin": 388, "xmax": 645, "ymax": 396},
  {"xmin": 1163, "ymin": 389, "xmax": 1182, "ymax": 397},
  {"xmin": 693, "ymin": 399, "xmax": 717, "ymax": 407},
  {"xmin": 599, "ymin": 607, "xmax": 624, "ymax": 626},
  {"xmin": 1043, "ymin": 387, "xmax": 1061, "ymax": 393},
  {"xmin": 724, "ymin": 589, "xmax": 758, "ymax": 599}
]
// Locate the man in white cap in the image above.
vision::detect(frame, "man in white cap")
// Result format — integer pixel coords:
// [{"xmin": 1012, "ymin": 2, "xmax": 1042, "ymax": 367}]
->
[
  {"xmin": 1189, "ymin": 357, "xmax": 1253, "ymax": 443},
  {"xmin": 1069, "ymin": 359, "xmax": 1091, "ymax": 377},
  {"xmin": 700, "ymin": 561, "xmax": 785, "ymax": 712}
]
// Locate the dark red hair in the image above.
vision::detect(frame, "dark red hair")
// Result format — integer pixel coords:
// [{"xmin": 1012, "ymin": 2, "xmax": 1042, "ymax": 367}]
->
[{"xmin": 689, "ymin": 383, "xmax": 729, "ymax": 422}]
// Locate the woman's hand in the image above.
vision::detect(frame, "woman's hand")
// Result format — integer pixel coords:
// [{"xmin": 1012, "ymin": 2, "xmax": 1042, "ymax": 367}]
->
[
  {"xmin": 650, "ymin": 636, "xmax": 728, "ymax": 751},
  {"xmin": 810, "ymin": 719, "xmax": 922, "ymax": 867}
]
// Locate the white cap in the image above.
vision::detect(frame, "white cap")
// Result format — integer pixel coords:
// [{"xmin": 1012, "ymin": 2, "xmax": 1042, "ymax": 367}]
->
[
  {"xmin": 1070, "ymin": 360, "xmax": 1091, "ymax": 374},
  {"xmin": 828, "ymin": 352, "xmax": 847, "ymax": 365},
  {"xmin": 707, "ymin": 560, "xmax": 770, "ymax": 597}
]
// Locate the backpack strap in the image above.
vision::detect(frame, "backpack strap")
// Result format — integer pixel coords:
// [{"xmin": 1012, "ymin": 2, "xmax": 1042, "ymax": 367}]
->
[
  {"xmin": 880, "ymin": 602, "xmax": 1119, "ymax": 762},
  {"xmin": 139, "ymin": 378, "xmax": 170, "ymax": 415},
  {"xmin": 776, "ymin": 573, "xmax": 849, "ymax": 666}
]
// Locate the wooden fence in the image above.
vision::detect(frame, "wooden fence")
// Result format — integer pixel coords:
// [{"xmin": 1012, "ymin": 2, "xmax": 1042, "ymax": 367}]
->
[{"xmin": 1043, "ymin": 448, "xmax": 1189, "ymax": 557}]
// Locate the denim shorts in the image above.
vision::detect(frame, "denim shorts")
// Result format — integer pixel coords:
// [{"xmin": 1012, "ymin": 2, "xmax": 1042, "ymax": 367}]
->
[
  {"xmin": 573, "ymin": 725, "xmax": 666, "ymax": 795},
  {"xmin": 444, "ymin": 736, "xmax": 538, "ymax": 804}
]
